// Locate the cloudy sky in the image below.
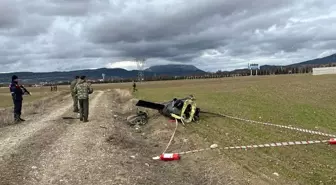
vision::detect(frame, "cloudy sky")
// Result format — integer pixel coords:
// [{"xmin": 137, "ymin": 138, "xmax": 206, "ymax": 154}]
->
[{"xmin": 0, "ymin": 0, "xmax": 336, "ymax": 73}]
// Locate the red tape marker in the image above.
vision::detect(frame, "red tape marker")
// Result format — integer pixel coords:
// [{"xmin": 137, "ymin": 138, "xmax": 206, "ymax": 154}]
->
[
  {"xmin": 160, "ymin": 153, "xmax": 180, "ymax": 161},
  {"xmin": 329, "ymin": 138, "xmax": 336, "ymax": 145}
]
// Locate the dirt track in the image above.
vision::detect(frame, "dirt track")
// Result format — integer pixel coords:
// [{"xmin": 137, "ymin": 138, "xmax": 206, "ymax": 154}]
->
[{"xmin": 0, "ymin": 89, "xmax": 277, "ymax": 185}]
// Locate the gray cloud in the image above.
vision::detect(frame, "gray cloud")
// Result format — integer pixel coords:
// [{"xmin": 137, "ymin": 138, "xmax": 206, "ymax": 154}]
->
[
  {"xmin": 1, "ymin": 0, "xmax": 336, "ymax": 73},
  {"xmin": 0, "ymin": 1, "xmax": 21, "ymax": 28}
]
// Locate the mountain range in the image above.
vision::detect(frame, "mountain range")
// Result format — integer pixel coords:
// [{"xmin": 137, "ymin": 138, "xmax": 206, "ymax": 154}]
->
[
  {"xmin": 0, "ymin": 64, "xmax": 206, "ymax": 83},
  {"xmin": 260, "ymin": 53, "xmax": 336, "ymax": 70},
  {"xmin": 0, "ymin": 53, "xmax": 336, "ymax": 84}
]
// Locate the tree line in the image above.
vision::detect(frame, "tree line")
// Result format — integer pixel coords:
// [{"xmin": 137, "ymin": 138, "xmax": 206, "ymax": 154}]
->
[{"xmin": 1, "ymin": 63, "xmax": 335, "ymax": 87}]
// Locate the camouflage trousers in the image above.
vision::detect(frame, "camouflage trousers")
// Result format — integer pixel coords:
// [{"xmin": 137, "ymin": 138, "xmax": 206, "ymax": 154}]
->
[
  {"xmin": 72, "ymin": 94, "xmax": 79, "ymax": 112},
  {"xmin": 78, "ymin": 98, "xmax": 89, "ymax": 121}
]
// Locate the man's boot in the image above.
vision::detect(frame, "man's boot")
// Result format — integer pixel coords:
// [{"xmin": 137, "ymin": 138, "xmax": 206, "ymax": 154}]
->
[
  {"xmin": 18, "ymin": 114, "xmax": 25, "ymax": 121},
  {"xmin": 78, "ymin": 113, "xmax": 83, "ymax": 121},
  {"xmin": 14, "ymin": 114, "xmax": 21, "ymax": 123}
]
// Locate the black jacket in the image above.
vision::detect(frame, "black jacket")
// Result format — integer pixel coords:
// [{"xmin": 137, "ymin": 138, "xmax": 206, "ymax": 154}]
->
[{"xmin": 9, "ymin": 81, "xmax": 23, "ymax": 101}]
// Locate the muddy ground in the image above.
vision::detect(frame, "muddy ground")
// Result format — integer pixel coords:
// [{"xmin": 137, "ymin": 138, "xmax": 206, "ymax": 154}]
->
[{"xmin": 0, "ymin": 89, "xmax": 281, "ymax": 185}]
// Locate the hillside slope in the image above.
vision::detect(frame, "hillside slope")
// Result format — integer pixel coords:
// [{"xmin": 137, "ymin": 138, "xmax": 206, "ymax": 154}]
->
[
  {"xmin": 260, "ymin": 53, "xmax": 336, "ymax": 70},
  {"xmin": 145, "ymin": 64, "xmax": 205, "ymax": 76},
  {"xmin": 0, "ymin": 64, "xmax": 205, "ymax": 83}
]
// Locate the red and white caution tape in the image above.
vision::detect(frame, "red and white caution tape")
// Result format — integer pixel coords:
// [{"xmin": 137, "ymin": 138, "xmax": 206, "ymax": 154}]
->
[
  {"xmin": 161, "ymin": 118, "xmax": 179, "ymax": 154},
  {"xmin": 214, "ymin": 113, "xmax": 336, "ymax": 138},
  {"xmin": 153, "ymin": 111, "xmax": 336, "ymax": 160},
  {"xmin": 178, "ymin": 139, "xmax": 332, "ymax": 155},
  {"xmin": 153, "ymin": 118, "xmax": 182, "ymax": 160}
]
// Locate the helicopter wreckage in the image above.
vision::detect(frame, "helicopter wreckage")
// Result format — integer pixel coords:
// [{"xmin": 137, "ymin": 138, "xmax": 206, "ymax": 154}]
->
[{"xmin": 126, "ymin": 95, "xmax": 201, "ymax": 126}]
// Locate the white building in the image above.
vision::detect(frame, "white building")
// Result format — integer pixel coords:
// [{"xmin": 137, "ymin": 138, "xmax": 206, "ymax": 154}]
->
[{"xmin": 312, "ymin": 67, "xmax": 336, "ymax": 75}]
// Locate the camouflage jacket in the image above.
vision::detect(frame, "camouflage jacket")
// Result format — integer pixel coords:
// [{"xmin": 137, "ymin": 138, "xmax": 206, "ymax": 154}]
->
[
  {"xmin": 73, "ymin": 79, "xmax": 93, "ymax": 99},
  {"xmin": 70, "ymin": 79, "xmax": 78, "ymax": 95}
]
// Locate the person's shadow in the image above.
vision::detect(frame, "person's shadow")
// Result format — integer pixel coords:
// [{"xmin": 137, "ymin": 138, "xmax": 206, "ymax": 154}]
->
[{"xmin": 62, "ymin": 116, "xmax": 79, "ymax": 120}]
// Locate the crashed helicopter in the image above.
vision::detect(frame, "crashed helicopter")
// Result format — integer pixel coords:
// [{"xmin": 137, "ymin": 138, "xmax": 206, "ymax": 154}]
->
[{"xmin": 127, "ymin": 95, "xmax": 201, "ymax": 126}]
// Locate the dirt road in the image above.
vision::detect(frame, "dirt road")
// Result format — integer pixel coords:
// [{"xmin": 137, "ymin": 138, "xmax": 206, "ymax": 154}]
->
[{"xmin": 0, "ymin": 89, "xmax": 275, "ymax": 185}]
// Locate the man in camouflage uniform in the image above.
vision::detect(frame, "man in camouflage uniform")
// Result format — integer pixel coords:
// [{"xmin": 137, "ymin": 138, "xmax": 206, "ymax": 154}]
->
[
  {"xmin": 73, "ymin": 76, "xmax": 93, "ymax": 122},
  {"xmin": 132, "ymin": 81, "xmax": 137, "ymax": 92},
  {"xmin": 70, "ymin": 76, "xmax": 79, "ymax": 112}
]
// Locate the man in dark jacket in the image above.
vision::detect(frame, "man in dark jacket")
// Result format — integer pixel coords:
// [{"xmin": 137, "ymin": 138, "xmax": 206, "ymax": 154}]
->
[{"xmin": 9, "ymin": 75, "xmax": 25, "ymax": 123}]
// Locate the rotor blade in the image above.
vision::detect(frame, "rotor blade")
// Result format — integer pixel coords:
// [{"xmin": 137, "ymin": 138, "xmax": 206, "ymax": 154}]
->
[{"xmin": 136, "ymin": 100, "xmax": 165, "ymax": 110}]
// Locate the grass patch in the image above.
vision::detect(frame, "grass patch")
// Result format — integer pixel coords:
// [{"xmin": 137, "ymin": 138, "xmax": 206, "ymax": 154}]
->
[
  {"xmin": 0, "ymin": 86, "xmax": 66, "ymax": 108},
  {"xmin": 0, "ymin": 91, "xmax": 69, "ymax": 127},
  {"xmin": 131, "ymin": 74, "xmax": 336, "ymax": 185}
]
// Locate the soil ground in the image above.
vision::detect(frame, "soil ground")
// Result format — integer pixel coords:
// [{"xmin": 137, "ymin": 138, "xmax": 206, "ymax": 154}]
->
[
  {"xmin": 0, "ymin": 88, "xmax": 274, "ymax": 185},
  {"xmin": 2, "ymin": 74, "xmax": 335, "ymax": 185}
]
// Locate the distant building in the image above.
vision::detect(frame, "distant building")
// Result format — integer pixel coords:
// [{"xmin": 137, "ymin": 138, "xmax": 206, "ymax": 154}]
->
[{"xmin": 312, "ymin": 66, "xmax": 336, "ymax": 75}]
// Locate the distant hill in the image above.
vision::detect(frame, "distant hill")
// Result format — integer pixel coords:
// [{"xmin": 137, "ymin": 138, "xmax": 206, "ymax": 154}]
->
[
  {"xmin": 260, "ymin": 53, "xmax": 336, "ymax": 70},
  {"xmin": 145, "ymin": 64, "xmax": 205, "ymax": 76},
  {"xmin": 0, "ymin": 64, "xmax": 206, "ymax": 84},
  {"xmin": 290, "ymin": 53, "xmax": 336, "ymax": 66}
]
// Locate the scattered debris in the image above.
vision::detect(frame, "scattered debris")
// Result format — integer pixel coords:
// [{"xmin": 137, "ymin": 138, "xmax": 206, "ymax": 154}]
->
[
  {"xmin": 134, "ymin": 126, "xmax": 142, "ymax": 133},
  {"xmin": 126, "ymin": 111, "xmax": 148, "ymax": 126}
]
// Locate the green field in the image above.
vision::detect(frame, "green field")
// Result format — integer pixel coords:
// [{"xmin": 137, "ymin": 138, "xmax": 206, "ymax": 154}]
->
[
  {"xmin": 0, "ymin": 83, "xmax": 129, "ymax": 108},
  {"xmin": 133, "ymin": 74, "xmax": 336, "ymax": 184},
  {"xmin": 1, "ymin": 74, "xmax": 335, "ymax": 184},
  {"xmin": 0, "ymin": 87, "xmax": 54, "ymax": 108}
]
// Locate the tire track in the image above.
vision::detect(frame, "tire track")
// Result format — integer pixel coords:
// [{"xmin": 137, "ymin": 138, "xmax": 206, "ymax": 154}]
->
[
  {"xmin": 0, "ymin": 92, "xmax": 101, "ymax": 185},
  {"xmin": 25, "ymin": 91, "xmax": 105, "ymax": 185},
  {"xmin": 0, "ymin": 94, "xmax": 73, "ymax": 157}
]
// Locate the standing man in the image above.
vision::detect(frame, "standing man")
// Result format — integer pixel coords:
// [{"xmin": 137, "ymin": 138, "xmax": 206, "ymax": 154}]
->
[
  {"xmin": 70, "ymin": 76, "xmax": 79, "ymax": 112},
  {"xmin": 73, "ymin": 76, "xmax": 93, "ymax": 122},
  {"xmin": 132, "ymin": 81, "xmax": 137, "ymax": 92},
  {"xmin": 9, "ymin": 75, "xmax": 25, "ymax": 123}
]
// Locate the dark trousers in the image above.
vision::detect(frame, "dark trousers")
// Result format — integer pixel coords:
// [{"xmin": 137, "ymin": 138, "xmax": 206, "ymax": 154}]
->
[
  {"xmin": 13, "ymin": 100, "xmax": 22, "ymax": 119},
  {"xmin": 78, "ymin": 99, "xmax": 89, "ymax": 121}
]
